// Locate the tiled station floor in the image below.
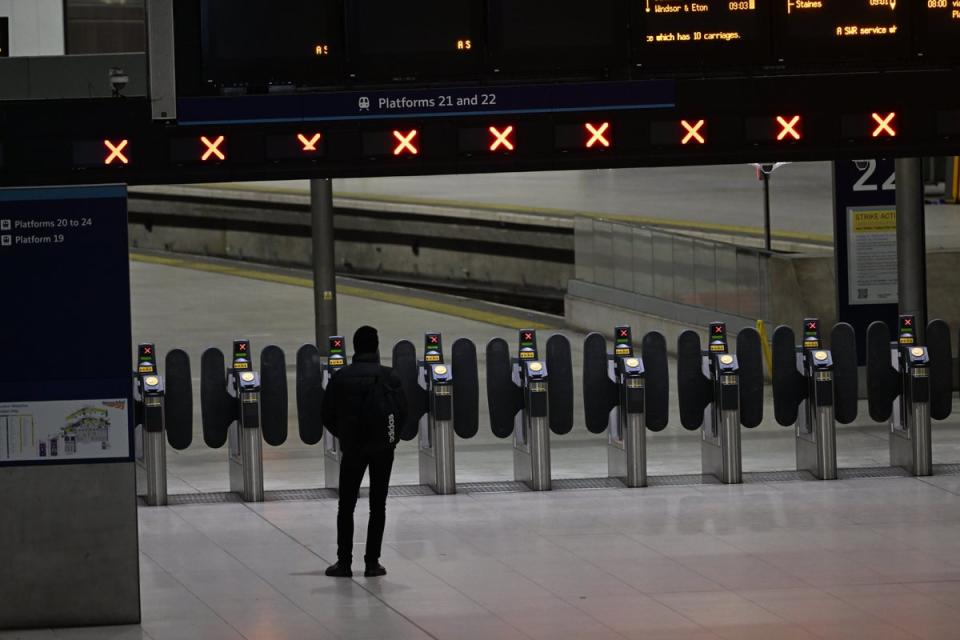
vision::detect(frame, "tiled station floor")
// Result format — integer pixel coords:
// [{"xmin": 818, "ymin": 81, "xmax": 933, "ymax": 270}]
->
[{"xmin": 7, "ymin": 257, "xmax": 960, "ymax": 640}]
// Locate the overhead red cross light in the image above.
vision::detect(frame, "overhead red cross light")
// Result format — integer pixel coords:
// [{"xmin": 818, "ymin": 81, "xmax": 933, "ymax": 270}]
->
[
  {"xmin": 681, "ymin": 120, "xmax": 706, "ymax": 145},
  {"xmin": 104, "ymin": 139, "xmax": 129, "ymax": 165},
  {"xmin": 393, "ymin": 129, "xmax": 419, "ymax": 156},
  {"xmin": 585, "ymin": 122, "xmax": 611, "ymax": 148},
  {"xmin": 297, "ymin": 133, "xmax": 322, "ymax": 152},
  {"xmin": 776, "ymin": 115, "xmax": 802, "ymax": 141},
  {"xmin": 871, "ymin": 112, "xmax": 896, "ymax": 138},
  {"xmin": 201, "ymin": 135, "xmax": 226, "ymax": 161},
  {"xmin": 489, "ymin": 126, "xmax": 515, "ymax": 152}
]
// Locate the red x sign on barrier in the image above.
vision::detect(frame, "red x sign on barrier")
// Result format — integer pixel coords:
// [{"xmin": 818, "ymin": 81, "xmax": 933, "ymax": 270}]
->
[
  {"xmin": 681, "ymin": 120, "xmax": 706, "ymax": 145},
  {"xmin": 585, "ymin": 122, "xmax": 610, "ymax": 148},
  {"xmin": 871, "ymin": 112, "xmax": 896, "ymax": 138},
  {"xmin": 201, "ymin": 135, "xmax": 226, "ymax": 161},
  {"xmin": 104, "ymin": 139, "xmax": 129, "ymax": 165},
  {"xmin": 489, "ymin": 126, "xmax": 515, "ymax": 151},
  {"xmin": 393, "ymin": 130, "xmax": 419, "ymax": 156},
  {"xmin": 776, "ymin": 115, "xmax": 802, "ymax": 141},
  {"xmin": 297, "ymin": 133, "xmax": 322, "ymax": 152}
]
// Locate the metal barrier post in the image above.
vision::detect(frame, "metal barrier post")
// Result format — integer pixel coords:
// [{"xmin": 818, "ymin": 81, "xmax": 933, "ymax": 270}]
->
[
  {"xmin": 890, "ymin": 344, "xmax": 932, "ymax": 477},
  {"xmin": 795, "ymin": 351, "xmax": 838, "ymax": 480},
  {"xmin": 701, "ymin": 354, "xmax": 742, "ymax": 484},
  {"xmin": 514, "ymin": 361, "xmax": 551, "ymax": 491},
  {"xmin": 134, "ymin": 344, "xmax": 168, "ymax": 506},
  {"xmin": 227, "ymin": 340, "xmax": 264, "ymax": 502}
]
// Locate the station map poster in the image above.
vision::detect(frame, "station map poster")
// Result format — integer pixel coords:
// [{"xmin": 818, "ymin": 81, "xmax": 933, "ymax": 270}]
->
[
  {"xmin": 0, "ymin": 186, "xmax": 132, "ymax": 465},
  {"xmin": 833, "ymin": 159, "xmax": 897, "ymax": 363}
]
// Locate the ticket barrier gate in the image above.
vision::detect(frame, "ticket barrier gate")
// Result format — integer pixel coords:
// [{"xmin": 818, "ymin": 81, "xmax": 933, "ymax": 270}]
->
[
  {"xmin": 677, "ymin": 323, "xmax": 764, "ymax": 484},
  {"xmin": 772, "ymin": 319, "xmax": 858, "ymax": 480},
  {"xmin": 582, "ymin": 326, "xmax": 669, "ymax": 487},
  {"xmin": 297, "ymin": 336, "xmax": 347, "ymax": 490},
  {"xmin": 486, "ymin": 330, "xmax": 573, "ymax": 491},
  {"xmin": 867, "ymin": 316, "xmax": 953, "ymax": 477},
  {"xmin": 392, "ymin": 333, "xmax": 479, "ymax": 494},
  {"xmin": 201, "ymin": 339, "xmax": 287, "ymax": 502}
]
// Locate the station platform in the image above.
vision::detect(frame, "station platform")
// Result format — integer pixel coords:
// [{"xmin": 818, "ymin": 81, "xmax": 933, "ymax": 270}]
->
[
  {"xmin": 11, "ymin": 253, "xmax": 960, "ymax": 640},
  {"xmin": 204, "ymin": 162, "xmax": 960, "ymax": 249}
]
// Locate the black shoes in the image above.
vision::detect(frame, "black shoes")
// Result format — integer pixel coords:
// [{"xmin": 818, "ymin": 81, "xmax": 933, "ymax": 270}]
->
[
  {"xmin": 364, "ymin": 563, "xmax": 387, "ymax": 577},
  {"xmin": 325, "ymin": 561, "xmax": 353, "ymax": 578}
]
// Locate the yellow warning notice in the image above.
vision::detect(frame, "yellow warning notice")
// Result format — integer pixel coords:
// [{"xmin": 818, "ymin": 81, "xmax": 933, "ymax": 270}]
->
[{"xmin": 851, "ymin": 208, "xmax": 896, "ymax": 233}]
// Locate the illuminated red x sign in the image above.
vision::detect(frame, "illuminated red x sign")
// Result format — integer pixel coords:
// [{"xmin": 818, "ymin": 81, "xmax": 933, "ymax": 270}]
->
[
  {"xmin": 333, "ymin": 339, "xmax": 343, "ymax": 348},
  {"xmin": 429, "ymin": 335, "xmax": 440, "ymax": 344},
  {"xmin": 585, "ymin": 122, "xmax": 610, "ymax": 148},
  {"xmin": 238, "ymin": 342, "xmax": 247, "ymax": 352},
  {"xmin": 712, "ymin": 324, "xmax": 724, "ymax": 334},
  {"xmin": 619, "ymin": 329, "xmax": 629, "ymax": 338},
  {"xmin": 807, "ymin": 322, "xmax": 817, "ymax": 330},
  {"xmin": 903, "ymin": 318, "xmax": 913, "ymax": 327},
  {"xmin": 393, "ymin": 130, "xmax": 419, "ymax": 156},
  {"xmin": 682, "ymin": 120, "xmax": 706, "ymax": 145},
  {"xmin": 142, "ymin": 346, "xmax": 152, "ymax": 355},
  {"xmin": 776, "ymin": 115, "xmax": 801, "ymax": 141},
  {"xmin": 104, "ymin": 139, "xmax": 129, "ymax": 165},
  {"xmin": 871, "ymin": 112, "xmax": 896, "ymax": 138},
  {"xmin": 489, "ymin": 126, "xmax": 515, "ymax": 152},
  {"xmin": 523, "ymin": 332, "xmax": 534, "ymax": 341},
  {"xmin": 201, "ymin": 135, "xmax": 226, "ymax": 161},
  {"xmin": 297, "ymin": 133, "xmax": 322, "ymax": 152}
]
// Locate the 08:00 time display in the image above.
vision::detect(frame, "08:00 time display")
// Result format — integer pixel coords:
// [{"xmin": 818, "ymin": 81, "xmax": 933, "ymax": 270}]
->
[{"xmin": 927, "ymin": 0, "xmax": 947, "ymax": 7}]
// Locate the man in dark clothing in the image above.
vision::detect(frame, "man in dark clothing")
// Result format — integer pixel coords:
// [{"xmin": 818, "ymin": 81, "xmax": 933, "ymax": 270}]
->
[{"xmin": 321, "ymin": 326, "xmax": 407, "ymax": 578}]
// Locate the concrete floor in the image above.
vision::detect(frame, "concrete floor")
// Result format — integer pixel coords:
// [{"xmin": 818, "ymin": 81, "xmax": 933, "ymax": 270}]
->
[
  {"xmin": 9, "ymin": 257, "xmax": 960, "ymax": 639},
  {"xmin": 239, "ymin": 162, "xmax": 960, "ymax": 248}
]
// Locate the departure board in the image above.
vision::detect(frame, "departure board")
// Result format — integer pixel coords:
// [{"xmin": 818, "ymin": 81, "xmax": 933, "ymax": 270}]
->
[
  {"xmin": 487, "ymin": 0, "xmax": 629, "ymax": 74},
  {"xmin": 200, "ymin": 0, "xmax": 344, "ymax": 86},
  {"xmin": 774, "ymin": 0, "xmax": 908, "ymax": 62},
  {"xmin": 346, "ymin": 0, "xmax": 484, "ymax": 80},
  {"xmin": 634, "ymin": 0, "xmax": 770, "ymax": 67},
  {"xmin": 916, "ymin": 0, "xmax": 960, "ymax": 59}
]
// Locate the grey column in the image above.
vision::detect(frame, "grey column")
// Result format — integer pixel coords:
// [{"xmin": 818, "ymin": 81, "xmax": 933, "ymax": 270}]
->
[
  {"xmin": 895, "ymin": 158, "xmax": 928, "ymax": 340},
  {"xmin": 311, "ymin": 178, "xmax": 337, "ymax": 354}
]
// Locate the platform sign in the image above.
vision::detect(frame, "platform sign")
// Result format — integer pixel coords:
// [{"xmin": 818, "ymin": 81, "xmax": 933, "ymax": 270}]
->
[
  {"xmin": 0, "ymin": 186, "xmax": 132, "ymax": 465},
  {"xmin": 833, "ymin": 159, "xmax": 898, "ymax": 363}
]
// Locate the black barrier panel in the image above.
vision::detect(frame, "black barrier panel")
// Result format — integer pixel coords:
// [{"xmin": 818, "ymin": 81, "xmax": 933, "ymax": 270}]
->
[
  {"xmin": 677, "ymin": 331, "xmax": 711, "ymax": 431},
  {"xmin": 451, "ymin": 338, "xmax": 480, "ymax": 439},
  {"xmin": 165, "ymin": 349, "xmax": 194, "ymax": 451},
  {"xmin": 642, "ymin": 331, "xmax": 670, "ymax": 432},
  {"xmin": 583, "ymin": 333, "xmax": 617, "ymax": 435},
  {"xmin": 546, "ymin": 334, "xmax": 574, "ymax": 435},
  {"xmin": 927, "ymin": 320, "xmax": 953, "ymax": 422},
  {"xmin": 295, "ymin": 344, "xmax": 325, "ymax": 445},
  {"xmin": 737, "ymin": 328, "xmax": 764, "ymax": 429},
  {"xmin": 486, "ymin": 338, "xmax": 523, "ymax": 438},
  {"xmin": 866, "ymin": 321, "xmax": 899, "ymax": 422},
  {"xmin": 772, "ymin": 326, "xmax": 804, "ymax": 427},
  {"xmin": 831, "ymin": 322, "xmax": 859, "ymax": 425},
  {"xmin": 391, "ymin": 340, "xmax": 427, "ymax": 441},
  {"xmin": 200, "ymin": 348, "xmax": 234, "ymax": 448},
  {"xmin": 260, "ymin": 345, "xmax": 288, "ymax": 447}
]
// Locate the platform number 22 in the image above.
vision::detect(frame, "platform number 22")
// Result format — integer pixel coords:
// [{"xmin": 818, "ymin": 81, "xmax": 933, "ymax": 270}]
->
[{"xmin": 852, "ymin": 160, "xmax": 896, "ymax": 192}]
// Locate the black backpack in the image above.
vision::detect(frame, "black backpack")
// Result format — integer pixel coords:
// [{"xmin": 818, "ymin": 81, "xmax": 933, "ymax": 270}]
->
[{"xmin": 359, "ymin": 370, "xmax": 405, "ymax": 450}]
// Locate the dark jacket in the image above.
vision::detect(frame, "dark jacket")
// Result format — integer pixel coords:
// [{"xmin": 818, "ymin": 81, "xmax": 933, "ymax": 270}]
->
[{"xmin": 321, "ymin": 352, "xmax": 408, "ymax": 453}]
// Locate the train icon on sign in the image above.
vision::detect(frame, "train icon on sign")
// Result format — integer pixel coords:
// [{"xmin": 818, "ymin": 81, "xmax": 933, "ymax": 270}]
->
[{"xmin": 358, "ymin": 97, "xmax": 370, "ymax": 111}]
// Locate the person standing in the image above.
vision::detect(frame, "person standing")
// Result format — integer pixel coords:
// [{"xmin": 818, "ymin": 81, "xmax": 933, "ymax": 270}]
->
[{"xmin": 321, "ymin": 326, "xmax": 407, "ymax": 578}]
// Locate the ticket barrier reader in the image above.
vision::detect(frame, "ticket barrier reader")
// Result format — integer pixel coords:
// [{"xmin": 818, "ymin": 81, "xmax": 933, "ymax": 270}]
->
[
  {"xmin": 583, "ymin": 327, "xmax": 669, "ymax": 487},
  {"xmin": 867, "ymin": 316, "xmax": 953, "ymax": 477},
  {"xmin": 486, "ymin": 330, "xmax": 573, "ymax": 491},
  {"xmin": 201, "ymin": 339, "xmax": 287, "ymax": 502},
  {"xmin": 677, "ymin": 323, "xmax": 764, "ymax": 484},
  {"xmin": 392, "ymin": 333, "xmax": 479, "ymax": 494},
  {"xmin": 297, "ymin": 336, "xmax": 347, "ymax": 490},
  {"xmin": 772, "ymin": 319, "xmax": 858, "ymax": 480}
]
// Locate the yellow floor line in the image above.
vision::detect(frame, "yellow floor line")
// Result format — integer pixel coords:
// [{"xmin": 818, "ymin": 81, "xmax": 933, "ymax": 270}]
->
[
  {"xmin": 187, "ymin": 183, "xmax": 833, "ymax": 244},
  {"xmin": 131, "ymin": 253, "xmax": 552, "ymax": 330}
]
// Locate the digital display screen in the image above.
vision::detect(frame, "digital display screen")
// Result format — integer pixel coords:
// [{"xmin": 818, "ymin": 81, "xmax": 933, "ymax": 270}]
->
[
  {"xmin": 614, "ymin": 326, "xmax": 633, "ymax": 356},
  {"xmin": 487, "ymin": 0, "xmax": 628, "ymax": 73},
  {"xmin": 708, "ymin": 322, "xmax": 727, "ymax": 352},
  {"xmin": 916, "ymin": 0, "xmax": 960, "ymax": 58},
  {"xmin": 329, "ymin": 336, "xmax": 345, "ymax": 356},
  {"xmin": 347, "ymin": 0, "xmax": 483, "ymax": 79},
  {"xmin": 634, "ymin": 0, "xmax": 769, "ymax": 67},
  {"xmin": 774, "ymin": 0, "xmax": 907, "ymax": 62},
  {"xmin": 898, "ymin": 315, "xmax": 915, "ymax": 345},
  {"xmin": 138, "ymin": 344, "xmax": 157, "ymax": 375},
  {"xmin": 201, "ymin": 0, "xmax": 344, "ymax": 86}
]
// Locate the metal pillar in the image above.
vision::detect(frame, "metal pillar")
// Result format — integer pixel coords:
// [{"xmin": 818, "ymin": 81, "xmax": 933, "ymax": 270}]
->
[
  {"xmin": 762, "ymin": 171, "xmax": 772, "ymax": 252},
  {"xmin": 895, "ymin": 158, "xmax": 928, "ymax": 341},
  {"xmin": 311, "ymin": 178, "xmax": 337, "ymax": 354}
]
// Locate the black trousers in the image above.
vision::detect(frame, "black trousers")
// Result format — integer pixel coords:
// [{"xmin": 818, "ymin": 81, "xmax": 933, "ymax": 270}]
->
[{"xmin": 336, "ymin": 447, "xmax": 395, "ymax": 564}]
